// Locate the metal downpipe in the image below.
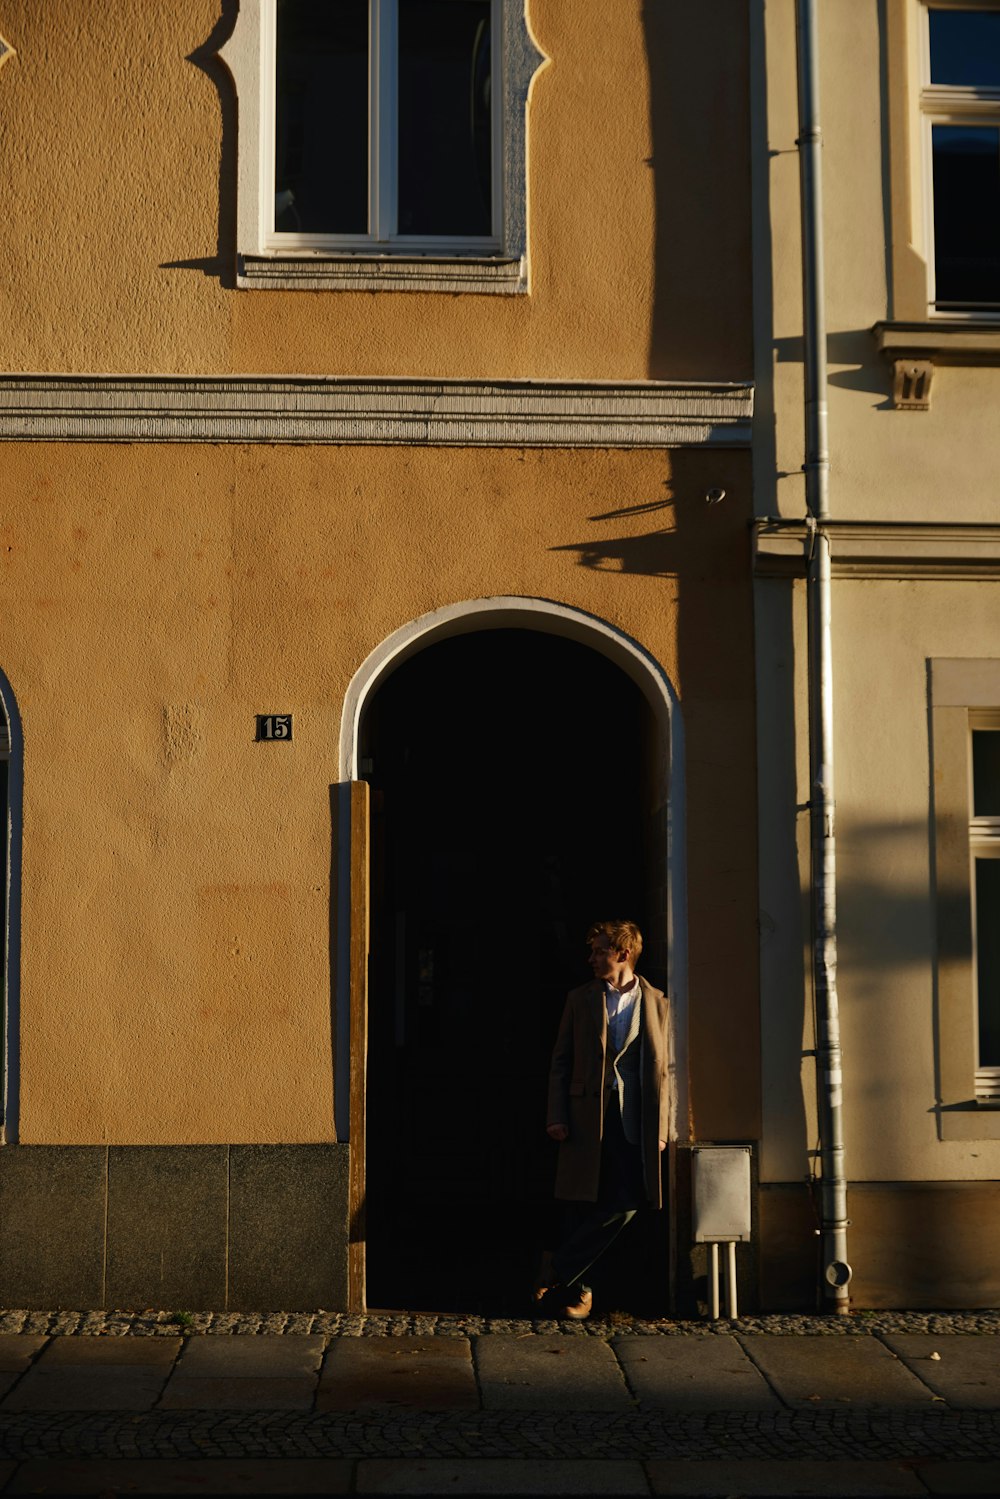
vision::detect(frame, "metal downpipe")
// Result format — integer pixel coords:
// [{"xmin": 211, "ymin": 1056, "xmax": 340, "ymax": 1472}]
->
[{"xmin": 795, "ymin": 0, "xmax": 851, "ymax": 1310}]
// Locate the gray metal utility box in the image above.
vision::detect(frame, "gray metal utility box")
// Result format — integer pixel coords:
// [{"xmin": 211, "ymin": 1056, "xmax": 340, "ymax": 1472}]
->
[{"xmin": 692, "ymin": 1146, "xmax": 752, "ymax": 1243}]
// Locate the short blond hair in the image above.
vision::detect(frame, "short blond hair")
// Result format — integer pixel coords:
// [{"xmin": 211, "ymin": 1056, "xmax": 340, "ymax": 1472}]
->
[{"xmin": 586, "ymin": 919, "xmax": 643, "ymax": 964}]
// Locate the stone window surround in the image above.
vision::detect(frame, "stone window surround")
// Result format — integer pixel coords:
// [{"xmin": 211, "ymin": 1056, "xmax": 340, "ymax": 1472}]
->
[
  {"xmin": 219, "ymin": 0, "xmax": 547, "ymax": 293},
  {"xmin": 878, "ymin": 1, "xmax": 1000, "ymax": 406},
  {"xmin": 931, "ymin": 658, "xmax": 1000, "ymax": 1140}
]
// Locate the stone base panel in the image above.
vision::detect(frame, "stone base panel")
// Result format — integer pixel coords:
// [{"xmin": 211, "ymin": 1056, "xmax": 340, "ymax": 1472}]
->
[
  {"xmin": 0, "ymin": 1145, "xmax": 348, "ymax": 1312},
  {"xmin": 760, "ymin": 1181, "xmax": 1000, "ymax": 1311},
  {"xmin": 2, "ymin": 1156, "xmax": 995, "ymax": 1313}
]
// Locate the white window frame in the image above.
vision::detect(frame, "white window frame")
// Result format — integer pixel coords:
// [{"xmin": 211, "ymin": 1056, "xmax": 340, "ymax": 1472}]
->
[
  {"xmin": 263, "ymin": 0, "xmax": 502, "ymax": 255},
  {"xmin": 970, "ymin": 710, "xmax": 1000, "ymax": 1101},
  {"xmin": 221, "ymin": 0, "xmax": 545, "ymax": 292},
  {"xmin": 920, "ymin": 0, "xmax": 1000, "ymax": 317}
]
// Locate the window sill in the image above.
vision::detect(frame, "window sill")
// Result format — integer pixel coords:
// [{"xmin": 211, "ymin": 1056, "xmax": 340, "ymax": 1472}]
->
[
  {"xmin": 873, "ymin": 319, "xmax": 1000, "ymax": 409},
  {"xmin": 237, "ymin": 254, "xmax": 528, "ymax": 295}
]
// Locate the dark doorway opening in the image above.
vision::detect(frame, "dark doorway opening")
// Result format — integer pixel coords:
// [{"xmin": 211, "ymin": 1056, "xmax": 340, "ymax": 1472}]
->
[{"xmin": 362, "ymin": 627, "xmax": 668, "ymax": 1314}]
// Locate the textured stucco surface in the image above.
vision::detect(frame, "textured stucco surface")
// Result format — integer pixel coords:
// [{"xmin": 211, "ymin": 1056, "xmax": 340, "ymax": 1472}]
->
[
  {"xmin": 0, "ymin": 0, "xmax": 752, "ymax": 382},
  {"xmin": 2, "ymin": 442, "xmax": 757, "ymax": 1144},
  {"xmin": 755, "ymin": 0, "xmax": 1000, "ymax": 1200}
]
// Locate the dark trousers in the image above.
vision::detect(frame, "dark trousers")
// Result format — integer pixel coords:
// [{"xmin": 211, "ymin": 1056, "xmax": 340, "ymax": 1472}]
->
[{"xmin": 551, "ymin": 1103, "xmax": 644, "ymax": 1292}]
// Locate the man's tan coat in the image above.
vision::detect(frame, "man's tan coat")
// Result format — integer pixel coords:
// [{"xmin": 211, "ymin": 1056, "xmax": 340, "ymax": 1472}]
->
[{"xmin": 546, "ymin": 976, "xmax": 671, "ymax": 1208}]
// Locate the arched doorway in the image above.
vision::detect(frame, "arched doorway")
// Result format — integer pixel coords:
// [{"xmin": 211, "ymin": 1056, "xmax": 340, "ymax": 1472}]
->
[{"xmin": 345, "ymin": 607, "xmax": 683, "ymax": 1314}]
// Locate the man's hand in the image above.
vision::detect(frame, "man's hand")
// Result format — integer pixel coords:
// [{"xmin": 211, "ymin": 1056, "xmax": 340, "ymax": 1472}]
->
[
  {"xmin": 547, "ymin": 1123, "xmax": 569, "ymax": 1142},
  {"xmin": 658, "ymin": 1139, "xmax": 667, "ymax": 1152}
]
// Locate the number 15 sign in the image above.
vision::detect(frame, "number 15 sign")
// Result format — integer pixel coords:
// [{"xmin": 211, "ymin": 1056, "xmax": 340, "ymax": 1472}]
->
[{"xmin": 257, "ymin": 714, "xmax": 293, "ymax": 742}]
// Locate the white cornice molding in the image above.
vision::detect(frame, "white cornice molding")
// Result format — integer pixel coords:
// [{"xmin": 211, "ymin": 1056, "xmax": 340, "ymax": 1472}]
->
[
  {"xmin": 0, "ymin": 376, "xmax": 753, "ymax": 448},
  {"xmin": 754, "ymin": 518, "xmax": 1000, "ymax": 579}
]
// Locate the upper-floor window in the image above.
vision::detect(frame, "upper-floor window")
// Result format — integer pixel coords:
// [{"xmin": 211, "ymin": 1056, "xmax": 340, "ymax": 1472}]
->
[
  {"xmin": 271, "ymin": 0, "xmax": 497, "ymax": 250},
  {"xmin": 971, "ymin": 714, "xmax": 1000, "ymax": 1100},
  {"xmin": 221, "ymin": 0, "xmax": 545, "ymax": 292},
  {"xmin": 923, "ymin": 5, "xmax": 1000, "ymax": 312}
]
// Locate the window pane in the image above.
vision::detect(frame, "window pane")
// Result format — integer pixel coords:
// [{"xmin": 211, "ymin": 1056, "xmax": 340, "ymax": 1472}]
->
[
  {"xmin": 275, "ymin": 0, "xmax": 368, "ymax": 235},
  {"xmin": 397, "ymin": 0, "xmax": 492, "ymax": 237},
  {"xmin": 932, "ymin": 125, "xmax": 1000, "ymax": 304},
  {"xmin": 930, "ymin": 9, "xmax": 1000, "ymax": 88},
  {"xmin": 973, "ymin": 730, "xmax": 1000, "ymax": 816},
  {"xmin": 976, "ymin": 858, "xmax": 1000, "ymax": 1065}
]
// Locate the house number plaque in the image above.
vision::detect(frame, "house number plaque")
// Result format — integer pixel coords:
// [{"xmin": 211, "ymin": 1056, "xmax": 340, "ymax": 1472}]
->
[{"xmin": 257, "ymin": 714, "xmax": 293, "ymax": 742}]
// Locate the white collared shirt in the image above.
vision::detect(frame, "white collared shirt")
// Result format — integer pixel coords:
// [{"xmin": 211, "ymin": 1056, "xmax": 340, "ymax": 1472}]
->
[{"xmin": 605, "ymin": 977, "xmax": 639, "ymax": 1056}]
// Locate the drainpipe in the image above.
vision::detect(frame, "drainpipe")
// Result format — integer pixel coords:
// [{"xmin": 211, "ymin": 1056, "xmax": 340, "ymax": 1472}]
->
[{"xmin": 795, "ymin": 0, "xmax": 851, "ymax": 1311}]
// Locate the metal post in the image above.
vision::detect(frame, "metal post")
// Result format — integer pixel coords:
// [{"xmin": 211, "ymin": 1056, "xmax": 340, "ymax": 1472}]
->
[
  {"xmin": 727, "ymin": 1241, "xmax": 738, "ymax": 1320},
  {"xmin": 796, "ymin": 0, "xmax": 851, "ymax": 1311},
  {"xmin": 710, "ymin": 1243, "xmax": 720, "ymax": 1320}
]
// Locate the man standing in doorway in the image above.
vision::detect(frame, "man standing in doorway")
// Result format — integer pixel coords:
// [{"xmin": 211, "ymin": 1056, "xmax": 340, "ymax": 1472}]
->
[{"xmin": 539, "ymin": 919, "xmax": 671, "ymax": 1319}]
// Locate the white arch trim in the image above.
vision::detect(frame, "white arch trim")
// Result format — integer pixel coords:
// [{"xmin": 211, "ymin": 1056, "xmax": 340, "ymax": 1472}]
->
[{"xmin": 335, "ymin": 596, "xmax": 688, "ymax": 1143}]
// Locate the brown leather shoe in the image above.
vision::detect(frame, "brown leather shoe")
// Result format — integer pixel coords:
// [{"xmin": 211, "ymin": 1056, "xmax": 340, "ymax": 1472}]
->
[{"xmin": 561, "ymin": 1287, "xmax": 593, "ymax": 1320}]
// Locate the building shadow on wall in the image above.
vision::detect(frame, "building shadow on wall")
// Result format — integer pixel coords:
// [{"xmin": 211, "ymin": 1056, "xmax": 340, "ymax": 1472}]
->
[
  {"xmin": 162, "ymin": 2, "xmax": 239, "ymax": 288},
  {"xmin": 773, "ymin": 331, "xmax": 895, "ymax": 405},
  {"xmin": 553, "ymin": 441, "xmax": 763, "ymax": 1310},
  {"xmin": 642, "ymin": 1, "xmax": 753, "ymax": 381}
]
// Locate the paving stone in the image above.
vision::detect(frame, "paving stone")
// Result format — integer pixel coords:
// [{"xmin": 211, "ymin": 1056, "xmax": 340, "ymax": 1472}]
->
[
  {"xmin": 1, "ymin": 1368, "xmax": 167, "ymax": 1411},
  {"xmin": 318, "ymin": 1336, "xmax": 478, "ymax": 1409},
  {"xmin": 37, "ymin": 1334, "xmax": 181, "ymax": 1367},
  {"xmin": 646, "ymin": 1459, "xmax": 927, "ymax": 1496},
  {"xmin": 173, "ymin": 1333, "xmax": 323, "ymax": 1378},
  {"xmin": 0, "ymin": 1337, "xmax": 46, "ymax": 1372},
  {"xmin": 880, "ymin": 1334, "xmax": 1000, "ymax": 1409},
  {"xmin": 356, "ymin": 1458, "xmax": 649, "ymax": 1494},
  {"xmin": 159, "ymin": 1375, "xmax": 317, "ymax": 1410},
  {"xmin": 5, "ymin": 1457, "xmax": 353, "ymax": 1493},
  {"xmin": 475, "ymin": 1335, "xmax": 632, "ymax": 1411},
  {"xmin": 916, "ymin": 1461, "xmax": 1000, "ymax": 1494},
  {"xmin": 614, "ymin": 1333, "xmax": 779, "ymax": 1410},
  {"xmin": 737, "ymin": 1333, "xmax": 936, "ymax": 1408}
]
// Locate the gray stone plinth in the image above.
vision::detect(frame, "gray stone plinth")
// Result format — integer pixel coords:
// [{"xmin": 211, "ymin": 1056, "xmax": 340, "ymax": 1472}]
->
[
  {"xmin": 0, "ymin": 1148, "xmax": 105, "ymax": 1309},
  {"xmin": 228, "ymin": 1146, "xmax": 349, "ymax": 1312},
  {"xmin": 106, "ymin": 1146, "xmax": 227, "ymax": 1310}
]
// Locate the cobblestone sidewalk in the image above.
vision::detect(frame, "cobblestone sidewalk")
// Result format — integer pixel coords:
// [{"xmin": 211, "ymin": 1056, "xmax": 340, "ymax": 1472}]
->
[
  {"xmin": 1, "ymin": 1309, "xmax": 998, "ymax": 1338},
  {"xmin": 0, "ymin": 1406, "xmax": 998, "ymax": 1463}
]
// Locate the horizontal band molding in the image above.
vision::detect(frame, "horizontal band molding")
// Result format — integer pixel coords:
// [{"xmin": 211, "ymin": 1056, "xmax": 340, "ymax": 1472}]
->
[
  {"xmin": 0, "ymin": 376, "xmax": 753, "ymax": 449},
  {"xmin": 754, "ymin": 519, "xmax": 1000, "ymax": 579}
]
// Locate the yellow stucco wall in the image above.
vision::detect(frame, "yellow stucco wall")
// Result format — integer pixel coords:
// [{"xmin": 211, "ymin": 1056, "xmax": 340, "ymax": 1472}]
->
[
  {"xmin": 0, "ymin": 0, "xmax": 751, "ymax": 383},
  {"xmin": 3, "ymin": 442, "xmax": 757, "ymax": 1144}
]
